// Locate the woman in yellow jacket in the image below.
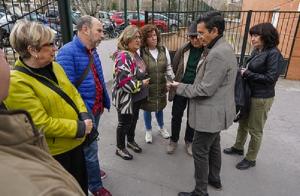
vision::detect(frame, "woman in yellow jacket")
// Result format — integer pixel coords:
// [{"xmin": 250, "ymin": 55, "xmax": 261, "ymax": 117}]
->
[{"xmin": 4, "ymin": 20, "xmax": 92, "ymax": 195}]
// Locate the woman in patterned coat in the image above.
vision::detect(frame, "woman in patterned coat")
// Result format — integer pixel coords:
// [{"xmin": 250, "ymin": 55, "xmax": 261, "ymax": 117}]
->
[{"xmin": 112, "ymin": 25, "xmax": 150, "ymax": 160}]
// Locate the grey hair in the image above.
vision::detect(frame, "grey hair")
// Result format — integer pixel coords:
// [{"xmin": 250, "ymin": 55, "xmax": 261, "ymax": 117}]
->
[
  {"xmin": 76, "ymin": 15, "xmax": 95, "ymax": 31},
  {"xmin": 117, "ymin": 25, "xmax": 140, "ymax": 50}
]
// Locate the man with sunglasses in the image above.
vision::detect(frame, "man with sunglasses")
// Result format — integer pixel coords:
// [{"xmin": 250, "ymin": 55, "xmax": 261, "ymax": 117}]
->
[{"xmin": 167, "ymin": 21, "xmax": 204, "ymax": 156}]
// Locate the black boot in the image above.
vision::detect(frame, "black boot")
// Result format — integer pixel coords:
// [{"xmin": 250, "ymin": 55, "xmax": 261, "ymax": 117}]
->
[
  {"xmin": 208, "ymin": 180, "xmax": 222, "ymax": 190},
  {"xmin": 178, "ymin": 191, "xmax": 208, "ymax": 196},
  {"xmin": 236, "ymin": 158, "xmax": 256, "ymax": 170},
  {"xmin": 223, "ymin": 146, "xmax": 244, "ymax": 155}
]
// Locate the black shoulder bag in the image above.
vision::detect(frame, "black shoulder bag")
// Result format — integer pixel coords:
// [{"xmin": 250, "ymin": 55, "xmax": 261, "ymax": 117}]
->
[
  {"xmin": 234, "ymin": 60, "xmax": 252, "ymax": 122},
  {"xmin": 15, "ymin": 66, "xmax": 98, "ymax": 145},
  {"xmin": 75, "ymin": 55, "xmax": 94, "ymax": 88}
]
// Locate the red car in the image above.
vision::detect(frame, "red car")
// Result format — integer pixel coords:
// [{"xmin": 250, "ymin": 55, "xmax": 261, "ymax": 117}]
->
[{"xmin": 111, "ymin": 11, "xmax": 168, "ymax": 32}]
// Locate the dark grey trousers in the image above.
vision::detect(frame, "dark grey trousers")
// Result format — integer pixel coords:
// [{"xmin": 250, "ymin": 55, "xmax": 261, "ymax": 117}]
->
[{"xmin": 192, "ymin": 131, "xmax": 221, "ymax": 196}]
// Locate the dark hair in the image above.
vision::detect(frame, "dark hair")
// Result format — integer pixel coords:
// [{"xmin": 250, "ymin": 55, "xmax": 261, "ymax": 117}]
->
[
  {"xmin": 249, "ymin": 23, "xmax": 279, "ymax": 48},
  {"xmin": 140, "ymin": 24, "xmax": 161, "ymax": 47},
  {"xmin": 197, "ymin": 11, "xmax": 225, "ymax": 35}
]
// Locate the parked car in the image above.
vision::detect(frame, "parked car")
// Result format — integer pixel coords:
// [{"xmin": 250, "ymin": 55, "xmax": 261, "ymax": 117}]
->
[
  {"xmin": 72, "ymin": 10, "xmax": 80, "ymax": 25},
  {"xmin": 0, "ymin": 11, "xmax": 14, "ymax": 47},
  {"xmin": 152, "ymin": 13, "xmax": 180, "ymax": 31},
  {"xmin": 23, "ymin": 12, "xmax": 47, "ymax": 24},
  {"xmin": 111, "ymin": 11, "xmax": 168, "ymax": 33},
  {"xmin": 44, "ymin": 8, "xmax": 60, "ymax": 24},
  {"xmin": 0, "ymin": 11, "xmax": 12, "ymax": 25},
  {"xmin": 164, "ymin": 13, "xmax": 192, "ymax": 26}
]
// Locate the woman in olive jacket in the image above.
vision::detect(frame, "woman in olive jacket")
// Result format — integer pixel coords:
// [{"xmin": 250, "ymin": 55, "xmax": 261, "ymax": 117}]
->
[
  {"xmin": 139, "ymin": 24, "xmax": 175, "ymax": 143},
  {"xmin": 224, "ymin": 23, "xmax": 284, "ymax": 170}
]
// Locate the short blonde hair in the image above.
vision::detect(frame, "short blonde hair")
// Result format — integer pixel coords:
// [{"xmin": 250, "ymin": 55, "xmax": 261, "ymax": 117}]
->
[
  {"xmin": 9, "ymin": 20, "xmax": 55, "ymax": 59},
  {"xmin": 117, "ymin": 25, "xmax": 140, "ymax": 50}
]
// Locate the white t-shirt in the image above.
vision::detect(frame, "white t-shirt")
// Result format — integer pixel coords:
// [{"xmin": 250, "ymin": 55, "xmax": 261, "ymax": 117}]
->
[{"xmin": 137, "ymin": 47, "xmax": 174, "ymax": 79}]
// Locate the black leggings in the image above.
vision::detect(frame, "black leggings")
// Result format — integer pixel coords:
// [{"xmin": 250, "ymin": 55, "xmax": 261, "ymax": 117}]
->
[
  {"xmin": 54, "ymin": 144, "xmax": 88, "ymax": 195},
  {"xmin": 116, "ymin": 101, "xmax": 142, "ymax": 149}
]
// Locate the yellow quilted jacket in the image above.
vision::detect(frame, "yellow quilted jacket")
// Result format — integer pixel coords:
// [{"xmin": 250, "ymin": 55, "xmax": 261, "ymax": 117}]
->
[{"xmin": 4, "ymin": 59, "xmax": 87, "ymax": 156}]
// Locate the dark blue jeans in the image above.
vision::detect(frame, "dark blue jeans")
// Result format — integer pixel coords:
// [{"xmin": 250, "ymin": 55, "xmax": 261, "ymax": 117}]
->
[{"xmin": 83, "ymin": 114, "xmax": 103, "ymax": 192}]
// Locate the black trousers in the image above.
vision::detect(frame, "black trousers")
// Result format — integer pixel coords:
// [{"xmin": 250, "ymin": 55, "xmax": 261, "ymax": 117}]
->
[
  {"xmin": 192, "ymin": 131, "xmax": 221, "ymax": 196},
  {"xmin": 171, "ymin": 95, "xmax": 195, "ymax": 143},
  {"xmin": 53, "ymin": 143, "xmax": 88, "ymax": 195},
  {"xmin": 116, "ymin": 100, "xmax": 142, "ymax": 149}
]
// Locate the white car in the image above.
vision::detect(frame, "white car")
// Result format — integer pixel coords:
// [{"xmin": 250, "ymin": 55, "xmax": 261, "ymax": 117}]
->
[{"xmin": 0, "ymin": 12, "xmax": 12, "ymax": 26}]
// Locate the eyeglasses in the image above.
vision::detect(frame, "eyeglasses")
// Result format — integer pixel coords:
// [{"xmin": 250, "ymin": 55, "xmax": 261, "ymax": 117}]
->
[
  {"xmin": 189, "ymin": 35, "xmax": 199, "ymax": 39},
  {"xmin": 40, "ymin": 42, "xmax": 56, "ymax": 48},
  {"xmin": 133, "ymin": 35, "xmax": 141, "ymax": 40}
]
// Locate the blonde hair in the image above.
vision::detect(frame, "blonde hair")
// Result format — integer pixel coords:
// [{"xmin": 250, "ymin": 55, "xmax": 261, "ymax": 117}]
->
[
  {"xmin": 9, "ymin": 20, "xmax": 55, "ymax": 59},
  {"xmin": 117, "ymin": 25, "xmax": 140, "ymax": 50}
]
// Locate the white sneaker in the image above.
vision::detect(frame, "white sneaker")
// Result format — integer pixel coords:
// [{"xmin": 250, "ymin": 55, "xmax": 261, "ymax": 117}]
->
[
  {"xmin": 159, "ymin": 128, "xmax": 170, "ymax": 139},
  {"xmin": 145, "ymin": 130, "xmax": 152, "ymax": 143}
]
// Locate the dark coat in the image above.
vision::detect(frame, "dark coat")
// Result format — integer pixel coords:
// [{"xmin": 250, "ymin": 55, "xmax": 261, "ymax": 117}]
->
[{"xmin": 243, "ymin": 47, "xmax": 284, "ymax": 98}]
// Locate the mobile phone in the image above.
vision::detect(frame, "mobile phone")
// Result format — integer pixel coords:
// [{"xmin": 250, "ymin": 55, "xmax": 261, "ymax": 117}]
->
[{"xmin": 166, "ymin": 75, "xmax": 174, "ymax": 83}]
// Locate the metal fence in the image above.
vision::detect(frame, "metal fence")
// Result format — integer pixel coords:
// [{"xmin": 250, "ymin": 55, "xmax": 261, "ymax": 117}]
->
[
  {"xmin": 0, "ymin": 0, "xmax": 70, "ymax": 65},
  {"xmin": 152, "ymin": 10, "xmax": 300, "ymax": 76},
  {"xmin": 1, "ymin": 0, "xmax": 300, "ymax": 77}
]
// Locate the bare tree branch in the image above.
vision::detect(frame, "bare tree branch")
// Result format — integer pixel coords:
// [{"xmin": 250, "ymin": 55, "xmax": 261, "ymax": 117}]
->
[{"xmin": 72, "ymin": 0, "xmax": 101, "ymax": 16}]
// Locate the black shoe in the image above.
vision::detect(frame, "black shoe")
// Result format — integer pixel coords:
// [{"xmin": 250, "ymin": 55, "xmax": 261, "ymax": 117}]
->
[
  {"xmin": 178, "ymin": 191, "xmax": 208, "ymax": 196},
  {"xmin": 208, "ymin": 180, "xmax": 222, "ymax": 190},
  {"xmin": 223, "ymin": 147, "xmax": 244, "ymax": 155},
  {"xmin": 116, "ymin": 148, "xmax": 133, "ymax": 160},
  {"xmin": 127, "ymin": 141, "xmax": 142, "ymax": 153},
  {"xmin": 236, "ymin": 158, "xmax": 256, "ymax": 170}
]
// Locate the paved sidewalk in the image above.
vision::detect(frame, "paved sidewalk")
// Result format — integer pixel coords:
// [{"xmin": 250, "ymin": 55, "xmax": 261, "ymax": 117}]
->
[{"xmin": 96, "ymin": 78, "xmax": 300, "ymax": 196}]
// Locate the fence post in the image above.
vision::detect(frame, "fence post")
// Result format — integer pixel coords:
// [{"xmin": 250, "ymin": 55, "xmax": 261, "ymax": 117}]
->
[
  {"xmin": 124, "ymin": 0, "xmax": 128, "ymax": 26},
  {"xmin": 239, "ymin": 10, "xmax": 252, "ymax": 66},
  {"xmin": 137, "ymin": 0, "xmax": 140, "ymax": 27},
  {"xmin": 58, "ymin": 0, "xmax": 73, "ymax": 44},
  {"xmin": 145, "ymin": 11, "xmax": 148, "ymax": 24},
  {"xmin": 151, "ymin": 0, "xmax": 154, "ymax": 24}
]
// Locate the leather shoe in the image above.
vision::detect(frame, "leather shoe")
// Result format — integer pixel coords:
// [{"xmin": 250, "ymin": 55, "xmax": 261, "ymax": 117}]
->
[
  {"xmin": 236, "ymin": 158, "xmax": 256, "ymax": 170},
  {"xmin": 127, "ymin": 141, "xmax": 142, "ymax": 153},
  {"xmin": 178, "ymin": 191, "xmax": 208, "ymax": 196},
  {"xmin": 223, "ymin": 146, "xmax": 243, "ymax": 155},
  {"xmin": 208, "ymin": 180, "xmax": 222, "ymax": 190}
]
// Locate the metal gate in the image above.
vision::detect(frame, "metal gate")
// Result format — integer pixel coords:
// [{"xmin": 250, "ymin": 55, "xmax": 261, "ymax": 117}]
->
[
  {"xmin": 0, "ymin": 0, "xmax": 72, "ymax": 65},
  {"xmin": 153, "ymin": 10, "xmax": 300, "ymax": 76}
]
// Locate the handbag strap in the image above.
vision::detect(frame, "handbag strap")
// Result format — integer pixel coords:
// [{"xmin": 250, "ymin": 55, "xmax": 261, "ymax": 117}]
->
[
  {"xmin": 15, "ymin": 66, "xmax": 80, "ymax": 115},
  {"xmin": 74, "ymin": 54, "xmax": 94, "ymax": 88}
]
